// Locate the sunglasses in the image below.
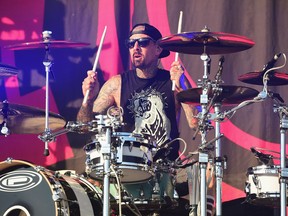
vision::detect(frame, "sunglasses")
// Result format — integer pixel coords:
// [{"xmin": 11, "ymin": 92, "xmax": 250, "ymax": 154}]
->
[{"xmin": 126, "ymin": 37, "xmax": 156, "ymax": 49}]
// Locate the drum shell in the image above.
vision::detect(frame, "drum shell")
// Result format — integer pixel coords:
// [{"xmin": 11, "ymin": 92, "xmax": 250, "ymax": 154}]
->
[
  {"xmin": 85, "ymin": 132, "xmax": 154, "ymax": 183},
  {"xmin": 245, "ymin": 165, "xmax": 288, "ymax": 206},
  {"xmin": 0, "ymin": 159, "xmax": 102, "ymax": 216}
]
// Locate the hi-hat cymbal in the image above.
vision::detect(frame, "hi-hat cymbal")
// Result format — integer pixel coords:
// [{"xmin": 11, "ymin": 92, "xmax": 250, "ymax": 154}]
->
[
  {"xmin": 158, "ymin": 31, "xmax": 255, "ymax": 55},
  {"xmin": 5, "ymin": 40, "xmax": 90, "ymax": 50},
  {"xmin": 177, "ymin": 85, "xmax": 259, "ymax": 105},
  {"xmin": 0, "ymin": 63, "xmax": 18, "ymax": 77},
  {"xmin": 238, "ymin": 71, "xmax": 288, "ymax": 86},
  {"xmin": 0, "ymin": 102, "xmax": 66, "ymax": 134}
]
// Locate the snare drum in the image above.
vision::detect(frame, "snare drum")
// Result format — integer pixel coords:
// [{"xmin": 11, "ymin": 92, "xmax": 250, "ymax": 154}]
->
[
  {"xmin": 245, "ymin": 165, "xmax": 288, "ymax": 206},
  {"xmin": 0, "ymin": 159, "xmax": 103, "ymax": 216},
  {"xmin": 85, "ymin": 132, "xmax": 153, "ymax": 183}
]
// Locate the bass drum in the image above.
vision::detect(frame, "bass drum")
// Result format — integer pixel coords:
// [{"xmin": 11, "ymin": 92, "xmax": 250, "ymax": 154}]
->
[{"xmin": 0, "ymin": 159, "xmax": 103, "ymax": 216}]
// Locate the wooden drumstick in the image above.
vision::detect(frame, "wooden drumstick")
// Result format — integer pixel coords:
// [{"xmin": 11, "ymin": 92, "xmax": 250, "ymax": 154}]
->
[
  {"xmin": 172, "ymin": 11, "xmax": 183, "ymax": 91},
  {"xmin": 83, "ymin": 25, "xmax": 107, "ymax": 105}
]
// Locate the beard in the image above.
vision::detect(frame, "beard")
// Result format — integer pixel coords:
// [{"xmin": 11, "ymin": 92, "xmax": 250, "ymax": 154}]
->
[{"xmin": 132, "ymin": 55, "xmax": 146, "ymax": 69}]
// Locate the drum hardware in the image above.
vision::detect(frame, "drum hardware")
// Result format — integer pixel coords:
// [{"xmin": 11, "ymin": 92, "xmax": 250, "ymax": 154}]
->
[
  {"xmin": 0, "ymin": 100, "xmax": 66, "ymax": 136},
  {"xmin": 5, "ymin": 31, "xmax": 89, "ymax": 156},
  {"xmin": 238, "ymin": 53, "xmax": 288, "ymax": 86},
  {"xmin": 4, "ymin": 35, "xmax": 90, "ymax": 51},
  {"xmin": 163, "ymin": 26, "xmax": 257, "ymax": 215},
  {"xmin": 273, "ymin": 103, "xmax": 288, "ymax": 215},
  {"xmin": 239, "ymin": 53, "xmax": 288, "ymax": 215},
  {"xmin": 85, "ymin": 115, "xmax": 154, "ymax": 183},
  {"xmin": 158, "ymin": 26, "xmax": 255, "ymax": 55},
  {"xmin": 244, "ymin": 165, "xmax": 288, "ymax": 207},
  {"xmin": 38, "ymin": 121, "xmax": 94, "ymax": 143},
  {"xmin": 250, "ymin": 147, "xmax": 274, "ymax": 165},
  {"xmin": 0, "ymin": 63, "xmax": 19, "ymax": 77},
  {"xmin": 0, "ymin": 159, "xmax": 103, "ymax": 216}
]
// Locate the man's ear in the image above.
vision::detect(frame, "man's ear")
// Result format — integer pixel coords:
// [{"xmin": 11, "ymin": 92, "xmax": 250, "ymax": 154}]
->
[{"xmin": 156, "ymin": 45, "xmax": 162, "ymax": 56}]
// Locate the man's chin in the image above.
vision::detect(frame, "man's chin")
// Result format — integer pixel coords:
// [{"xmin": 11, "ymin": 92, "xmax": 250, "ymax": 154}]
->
[{"xmin": 133, "ymin": 61, "xmax": 144, "ymax": 68}]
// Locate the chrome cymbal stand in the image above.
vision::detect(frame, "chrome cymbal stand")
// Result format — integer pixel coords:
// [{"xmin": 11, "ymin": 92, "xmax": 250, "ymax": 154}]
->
[
  {"xmin": 42, "ymin": 31, "xmax": 53, "ymax": 156},
  {"xmin": 197, "ymin": 44, "xmax": 211, "ymax": 216},
  {"xmin": 213, "ymin": 102, "xmax": 227, "ymax": 216},
  {"xmin": 196, "ymin": 46, "xmax": 226, "ymax": 215},
  {"xmin": 102, "ymin": 126, "xmax": 112, "ymax": 216},
  {"xmin": 274, "ymin": 104, "xmax": 288, "ymax": 216}
]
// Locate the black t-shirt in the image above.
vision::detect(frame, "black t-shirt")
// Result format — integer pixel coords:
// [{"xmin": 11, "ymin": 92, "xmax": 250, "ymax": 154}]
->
[{"xmin": 120, "ymin": 68, "xmax": 180, "ymax": 160}]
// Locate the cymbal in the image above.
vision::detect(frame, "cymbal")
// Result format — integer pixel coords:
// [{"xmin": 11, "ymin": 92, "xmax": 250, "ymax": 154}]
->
[
  {"xmin": 0, "ymin": 102, "xmax": 66, "ymax": 134},
  {"xmin": 158, "ymin": 31, "xmax": 255, "ymax": 55},
  {"xmin": 177, "ymin": 85, "xmax": 259, "ymax": 105},
  {"xmin": 5, "ymin": 40, "xmax": 90, "ymax": 50},
  {"xmin": 238, "ymin": 71, "xmax": 288, "ymax": 86},
  {"xmin": 0, "ymin": 63, "xmax": 18, "ymax": 77}
]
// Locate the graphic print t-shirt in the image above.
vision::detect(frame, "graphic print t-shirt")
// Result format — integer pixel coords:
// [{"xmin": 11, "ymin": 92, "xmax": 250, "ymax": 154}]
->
[{"xmin": 120, "ymin": 69, "xmax": 179, "ymax": 160}]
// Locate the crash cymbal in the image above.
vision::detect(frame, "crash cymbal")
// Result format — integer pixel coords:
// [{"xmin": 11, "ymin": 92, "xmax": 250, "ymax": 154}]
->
[
  {"xmin": 0, "ymin": 102, "xmax": 66, "ymax": 134},
  {"xmin": 238, "ymin": 71, "xmax": 288, "ymax": 86},
  {"xmin": 158, "ymin": 29, "xmax": 255, "ymax": 55},
  {"xmin": 177, "ymin": 85, "xmax": 259, "ymax": 105},
  {"xmin": 5, "ymin": 40, "xmax": 90, "ymax": 50},
  {"xmin": 0, "ymin": 63, "xmax": 18, "ymax": 77}
]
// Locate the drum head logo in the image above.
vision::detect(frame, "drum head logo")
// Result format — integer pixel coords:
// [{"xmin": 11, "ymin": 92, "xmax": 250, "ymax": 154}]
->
[{"xmin": 0, "ymin": 170, "xmax": 42, "ymax": 192}]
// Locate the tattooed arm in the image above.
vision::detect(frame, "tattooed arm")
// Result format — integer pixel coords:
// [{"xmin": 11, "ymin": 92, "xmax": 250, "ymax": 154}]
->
[
  {"xmin": 170, "ymin": 61, "xmax": 198, "ymax": 129},
  {"xmin": 77, "ymin": 72, "xmax": 121, "ymax": 123}
]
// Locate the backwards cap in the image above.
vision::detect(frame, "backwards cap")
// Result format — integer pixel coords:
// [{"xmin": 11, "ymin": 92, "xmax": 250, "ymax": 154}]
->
[{"xmin": 129, "ymin": 23, "xmax": 170, "ymax": 58}]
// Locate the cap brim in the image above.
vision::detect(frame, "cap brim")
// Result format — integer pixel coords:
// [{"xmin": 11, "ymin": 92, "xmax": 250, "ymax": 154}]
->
[{"xmin": 159, "ymin": 49, "xmax": 170, "ymax": 58}]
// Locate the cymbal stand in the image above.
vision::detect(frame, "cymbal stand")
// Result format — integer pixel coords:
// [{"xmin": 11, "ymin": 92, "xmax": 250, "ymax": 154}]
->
[
  {"xmin": 212, "ymin": 59, "xmax": 226, "ymax": 216},
  {"xmin": 41, "ymin": 31, "xmax": 54, "ymax": 156},
  {"xmin": 197, "ymin": 45, "xmax": 212, "ymax": 216},
  {"xmin": 273, "ymin": 104, "xmax": 288, "ymax": 216},
  {"xmin": 101, "ymin": 126, "xmax": 112, "ymax": 216},
  {"xmin": 213, "ymin": 102, "xmax": 226, "ymax": 216},
  {"xmin": 0, "ymin": 100, "xmax": 10, "ymax": 136}
]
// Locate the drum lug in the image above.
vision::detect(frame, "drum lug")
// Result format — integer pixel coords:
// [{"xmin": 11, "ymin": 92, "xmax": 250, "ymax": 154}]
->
[
  {"xmin": 5, "ymin": 157, "xmax": 13, "ymax": 163},
  {"xmin": 128, "ymin": 141, "xmax": 133, "ymax": 152},
  {"xmin": 245, "ymin": 181, "xmax": 250, "ymax": 194},
  {"xmin": 34, "ymin": 165, "xmax": 45, "ymax": 172},
  {"xmin": 252, "ymin": 175, "xmax": 259, "ymax": 189}
]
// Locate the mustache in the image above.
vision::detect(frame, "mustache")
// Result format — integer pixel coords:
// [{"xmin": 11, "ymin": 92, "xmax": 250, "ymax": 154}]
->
[{"xmin": 133, "ymin": 52, "xmax": 142, "ymax": 57}]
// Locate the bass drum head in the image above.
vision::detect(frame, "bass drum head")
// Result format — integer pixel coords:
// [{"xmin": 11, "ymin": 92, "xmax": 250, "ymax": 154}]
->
[{"xmin": 0, "ymin": 159, "xmax": 102, "ymax": 216}]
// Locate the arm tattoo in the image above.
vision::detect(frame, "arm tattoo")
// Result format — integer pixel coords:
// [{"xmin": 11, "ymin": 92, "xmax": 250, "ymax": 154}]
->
[{"xmin": 77, "ymin": 102, "xmax": 94, "ymax": 122}]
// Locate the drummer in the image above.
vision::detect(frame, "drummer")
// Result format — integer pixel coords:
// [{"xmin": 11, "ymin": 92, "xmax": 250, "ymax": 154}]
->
[{"xmin": 77, "ymin": 23, "xmax": 198, "ymax": 202}]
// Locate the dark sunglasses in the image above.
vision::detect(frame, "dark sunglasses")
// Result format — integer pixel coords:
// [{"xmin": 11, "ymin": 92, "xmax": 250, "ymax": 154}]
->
[{"xmin": 126, "ymin": 37, "xmax": 156, "ymax": 49}]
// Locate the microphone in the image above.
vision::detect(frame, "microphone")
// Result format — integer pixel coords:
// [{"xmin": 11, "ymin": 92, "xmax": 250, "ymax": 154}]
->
[
  {"xmin": 262, "ymin": 53, "xmax": 282, "ymax": 72},
  {"xmin": 268, "ymin": 91, "xmax": 285, "ymax": 103},
  {"xmin": 214, "ymin": 56, "xmax": 225, "ymax": 81},
  {"xmin": 250, "ymin": 147, "xmax": 273, "ymax": 164}
]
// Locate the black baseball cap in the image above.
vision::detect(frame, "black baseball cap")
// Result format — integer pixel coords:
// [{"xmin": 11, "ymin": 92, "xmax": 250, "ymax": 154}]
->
[{"xmin": 129, "ymin": 23, "xmax": 170, "ymax": 58}]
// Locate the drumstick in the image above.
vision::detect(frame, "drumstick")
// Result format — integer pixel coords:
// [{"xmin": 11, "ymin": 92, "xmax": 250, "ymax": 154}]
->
[
  {"xmin": 172, "ymin": 11, "xmax": 183, "ymax": 91},
  {"xmin": 83, "ymin": 26, "xmax": 107, "ymax": 105}
]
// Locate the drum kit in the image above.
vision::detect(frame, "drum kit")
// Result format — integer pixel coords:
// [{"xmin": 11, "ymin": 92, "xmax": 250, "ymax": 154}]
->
[{"xmin": 0, "ymin": 26, "xmax": 288, "ymax": 216}]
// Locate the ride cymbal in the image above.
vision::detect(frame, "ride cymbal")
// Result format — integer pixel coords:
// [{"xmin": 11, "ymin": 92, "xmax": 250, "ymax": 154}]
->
[
  {"xmin": 5, "ymin": 40, "xmax": 90, "ymax": 50},
  {"xmin": 0, "ymin": 63, "xmax": 18, "ymax": 77},
  {"xmin": 238, "ymin": 71, "xmax": 288, "ymax": 86},
  {"xmin": 0, "ymin": 102, "xmax": 66, "ymax": 134},
  {"xmin": 158, "ymin": 29, "xmax": 255, "ymax": 55},
  {"xmin": 177, "ymin": 85, "xmax": 259, "ymax": 105}
]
